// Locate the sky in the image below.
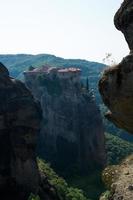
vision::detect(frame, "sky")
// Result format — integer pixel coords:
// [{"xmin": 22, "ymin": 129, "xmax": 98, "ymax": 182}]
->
[{"xmin": 0, "ymin": 0, "xmax": 129, "ymax": 63}]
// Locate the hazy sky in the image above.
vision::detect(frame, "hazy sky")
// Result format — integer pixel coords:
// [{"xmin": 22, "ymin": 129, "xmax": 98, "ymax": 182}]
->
[{"xmin": 0, "ymin": 0, "xmax": 129, "ymax": 62}]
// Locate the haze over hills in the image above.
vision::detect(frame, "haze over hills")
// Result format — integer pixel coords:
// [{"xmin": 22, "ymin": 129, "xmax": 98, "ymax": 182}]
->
[
  {"xmin": 0, "ymin": 57, "xmax": 133, "ymax": 200},
  {"xmin": 0, "ymin": 54, "xmax": 105, "ymax": 84},
  {"xmin": 0, "ymin": 53, "xmax": 132, "ymax": 142},
  {"xmin": 0, "ymin": 54, "xmax": 106, "ymax": 103},
  {"xmin": 1, "ymin": 0, "xmax": 133, "ymax": 199}
]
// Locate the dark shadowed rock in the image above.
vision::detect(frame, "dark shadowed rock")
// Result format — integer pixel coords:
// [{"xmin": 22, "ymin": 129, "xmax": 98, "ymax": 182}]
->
[
  {"xmin": 114, "ymin": 0, "xmax": 133, "ymax": 52},
  {"xmin": 99, "ymin": 0, "xmax": 133, "ymax": 134},
  {"xmin": 0, "ymin": 64, "xmax": 60, "ymax": 200},
  {"xmin": 0, "ymin": 62, "xmax": 9, "ymax": 76},
  {"xmin": 24, "ymin": 66, "xmax": 106, "ymax": 173},
  {"xmin": 99, "ymin": 1, "xmax": 133, "ymax": 199},
  {"xmin": 99, "ymin": 55, "xmax": 133, "ymax": 134}
]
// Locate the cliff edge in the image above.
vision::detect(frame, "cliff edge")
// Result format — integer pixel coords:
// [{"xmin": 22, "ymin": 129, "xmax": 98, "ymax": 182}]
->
[
  {"xmin": 99, "ymin": 0, "xmax": 133, "ymax": 134},
  {"xmin": 24, "ymin": 66, "xmax": 106, "ymax": 173},
  {"xmin": 0, "ymin": 63, "xmax": 59, "ymax": 200},
  {"xmin": 100, "ymin": 155, "xmax": 133, "ymax": 200},
  {"xmin": 99, "ymin": 1, "xmax": 133, "ymax": 199}
]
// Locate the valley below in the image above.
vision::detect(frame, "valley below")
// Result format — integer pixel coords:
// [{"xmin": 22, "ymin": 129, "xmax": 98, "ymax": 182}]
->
[{"xmin": 0, "ymin": 1, "xmax": 133, "ymax": 199}]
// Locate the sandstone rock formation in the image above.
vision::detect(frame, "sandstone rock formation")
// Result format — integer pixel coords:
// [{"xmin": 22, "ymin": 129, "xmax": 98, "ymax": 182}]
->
[
  {"xmin": 99, "ymin": 0, "xmax": 133, "ymax": 134},
  {"xmin": 24, "ymin": 66, "xmax": 106, "ymax": 173},
  {"xmin": 0, "ymin": 63, "xmax": 59, "ymax": 200},
  {"xmin": 99, "ymin": 1, "xmax": 133, "ymax": 199},
  {"xmin": 100, "ymin": 155, "xmax": 133, "ymax": 200},
  {"xmin": 114, "ymin": 0, "xmax": 133, "ymax": 52}
]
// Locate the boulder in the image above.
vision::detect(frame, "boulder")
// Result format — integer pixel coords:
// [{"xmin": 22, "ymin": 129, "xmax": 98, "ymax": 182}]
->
[{"xmin": 99, "ymin": 0, "xmax": 133, "ymax": 134}]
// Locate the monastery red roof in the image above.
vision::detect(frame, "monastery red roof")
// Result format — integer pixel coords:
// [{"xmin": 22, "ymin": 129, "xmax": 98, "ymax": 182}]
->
[{"xmin": 58, "ymin": 68, "xmax": 81, "ymax": 73}]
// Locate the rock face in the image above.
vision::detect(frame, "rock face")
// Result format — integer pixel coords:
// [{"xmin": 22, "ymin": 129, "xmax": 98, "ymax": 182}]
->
[
  {"xmin": 0, "ymin": 63, "xmax": 59, "ymax": 200},
  {"xmin": 99, "ymin": 1, "xmax": 133, "ymax": 199},
  {"xmin": 24, "ymin": 66, "xmax": 106, "ymax": 173},
  {"xmin": 114, "ymin": 0, "xmax": 133, "ymax": 52},
  {"xmin": 99, "ymin": 0, "xmax": 133, "ymax": 134},
  {"xmin": 100, "ymin": 155, "xmax": 133, "ymax": 200}
]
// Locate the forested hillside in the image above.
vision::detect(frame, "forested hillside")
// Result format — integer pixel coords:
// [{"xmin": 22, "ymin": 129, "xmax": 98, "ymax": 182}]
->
[
  {"xmin": 0, "ymin": 54, "xmax": 132, "ymax": 142},
  {"xmin": 0, "ymin": 54, "xmax": 105, "ymax": 102}
]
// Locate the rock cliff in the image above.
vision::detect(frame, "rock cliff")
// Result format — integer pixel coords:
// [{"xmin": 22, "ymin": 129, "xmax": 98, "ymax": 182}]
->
[
  {"xmin": 99, "ymin": 1, "xmax": 133, "ymax": 199},
  {"xmin": 100, "ymin": 155, "xmax": 133, "ymax": 200},
  {"xmin": 0, "ymin": 63, "xmax": 59, "ymax": 200},
  {"xmin": 99, "ymin": 0, "xmax": 133, "ymax": 134},
  {"xmin": 24, "ymin": 66, "xmax": 106, "ymax": 173}
]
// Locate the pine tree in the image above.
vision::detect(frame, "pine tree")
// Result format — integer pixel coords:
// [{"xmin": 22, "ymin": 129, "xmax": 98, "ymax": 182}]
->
[{"xmin": 86, "ymin": 77, "xmax": 89, "ymax": 90}]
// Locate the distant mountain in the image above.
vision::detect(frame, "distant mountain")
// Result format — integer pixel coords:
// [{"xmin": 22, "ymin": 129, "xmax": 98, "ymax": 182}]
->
[
  {"xmin": 0, "ymin": 54, "xmax": 105, "ymax": 77},
  {"xmin": 0, "ymin": 53, "xmax": 131, "ymax": 142},
  {"xmin": 0, "ymin": 54, "xmax": 106, "ymax": 102}
]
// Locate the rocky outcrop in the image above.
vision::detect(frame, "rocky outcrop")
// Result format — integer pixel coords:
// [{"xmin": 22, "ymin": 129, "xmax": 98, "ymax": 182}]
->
[
  {"xmin": 114, "ymin": 0, "xmax": 133, "ymax": 52},
  {"xmin": 99, "ymin": 0, "xmax": 133, "ymax": 134},
  {"xmin": 24, "ymin": 67, "xmax": 106, "ymax": 173},
  {"xmin": 99, "ymin": 1, "xmax": 133, "ymax": 199},
  {"xmin": 100, "ymin": 155, "xmax": 133, "ymax": 200},
  {"xmin": 0, "ymin": 63, "xmax": 59, "ymax": 200}
]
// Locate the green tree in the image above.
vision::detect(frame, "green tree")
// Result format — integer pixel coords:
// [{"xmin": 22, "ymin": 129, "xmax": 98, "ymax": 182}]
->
[
  {"xmin": 66, "ymin": 187, "xmax": 88, "ymax": 200},
  {"xmin": 105, "ymin": 133, "xmax": 133, "ymax": 165},
  {"xmin": 37, "ymin": 159, "xmax": 91, "ymax": 200},
  {"xmin": 86, "ymin": 77, "xmax": 89, "ymax": 91},
  {"xmin": 28, "ymin": 66, "xmax": 35, "ymax": 71},
  {"xmin": 28, "ymin": 193, "xmax": 40, "ymax": 200}
]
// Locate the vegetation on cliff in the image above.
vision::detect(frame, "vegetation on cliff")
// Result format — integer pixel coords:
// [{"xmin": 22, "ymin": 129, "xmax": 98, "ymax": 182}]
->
[
  {"xmin": 24, "ymin": 66, "xmax": 106, "ymax": 174},
  {"xmin": 64, "ymin": 133, "xmax": 133, "ymax": 200},
  {"xmin": 28, "ymin": 133, "xmax": 133, "ymax": 199},
  {"xmin": 0, "ymin": 54, "xmax": 105, "ymax": 107},
  {"xmin": 105, "ymin": 133, "xmax": 133, "ymax": 165},
  {"xmin": 0, "ymin": 54, "xmax": 105, "ymax": 79},
  {"xmin": 1, "ymin": 53, "xmax": 132, "ymax": 142},
  {"xmin": 37, "ymin": 159, "xmax": 91, "ymax": 200}
]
